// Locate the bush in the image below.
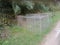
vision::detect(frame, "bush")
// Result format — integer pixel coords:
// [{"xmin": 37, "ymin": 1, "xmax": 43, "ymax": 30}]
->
[
  {"xmin": 0, "ymin": 1, "xmax": 53, "ymax": 26},
  {"xmin": 31, "ymin": 2, "xmax": 50, "ymax": 13},
  {"xmin": 0, "ymin": 1, "xmax": 52, "ymax": 15},
  {"xmin": 12, "ymin": 1, "xmax": 34, "ymax": 15}
]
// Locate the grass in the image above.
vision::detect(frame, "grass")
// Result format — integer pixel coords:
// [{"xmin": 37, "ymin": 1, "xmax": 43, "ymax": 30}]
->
[
  {"xmin": 43, "ymin": 11, "xmax": 60, "ymax": 35},
  {"xmin": 0, "ymin": 11, "xmax": 60, "ymax": 45},
  {"xmin": 38, "ymin": 11, "xmax": 60, "ymax": 43},
  {"xmin": 1, "ymin": 26, "xmax": 41, "ymax": 45}
]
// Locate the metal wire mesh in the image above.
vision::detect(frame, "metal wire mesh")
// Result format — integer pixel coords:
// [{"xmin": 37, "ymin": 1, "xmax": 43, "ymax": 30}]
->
[{"xmin": 17, "ymin": 13, "xmax": 52, "ymax": 33}]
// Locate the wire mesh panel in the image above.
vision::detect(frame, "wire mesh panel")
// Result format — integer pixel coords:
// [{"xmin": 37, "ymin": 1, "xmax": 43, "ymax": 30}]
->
[
  {"xmin": 17, "ymin": 13, "xmax": 52, "ymax": 34},
  {"xmin": 26, "ymin": 14, "xmax": 51, "ymax": 33}
]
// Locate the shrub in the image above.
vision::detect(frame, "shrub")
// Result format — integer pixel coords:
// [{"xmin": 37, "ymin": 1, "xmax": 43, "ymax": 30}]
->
[
  {"xmin": 31, "ymin": 2, "xmax": 50, "ymax": 13},
  {"xmin": 12, "ymin": 1, "xmax": 34, "ymax": 15}
]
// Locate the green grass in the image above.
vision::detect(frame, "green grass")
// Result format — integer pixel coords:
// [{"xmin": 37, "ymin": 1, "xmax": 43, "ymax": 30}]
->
[
  {"xmin": 38, "ymin": 11, "xmax": 60, "ymax": 43},
  {"xmin": 44, "ymin": 11, "xmax": 60, "ymax": 34},
  {"xmin": 1, "ymin": 11, "xmax": 60, "ymax": 45},
  {"xmin": 1, "ymin": 26, "xmax": 41, "ymax": 45},
  {"xmin": 42, "ymin": 11, "xmax": 60, "ymax": 36}
]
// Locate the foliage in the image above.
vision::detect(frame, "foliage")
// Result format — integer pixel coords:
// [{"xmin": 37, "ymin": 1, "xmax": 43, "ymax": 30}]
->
[
  {"xmin": 0, "ymin": 0, "xmax": 59, "ymax": 26},
  {"xmin": 12, "ymin": 1, "xmax": 34, "ymax": 15},
  {"xmin": 0, "ymin": 0, "xmax": 54, "ymax": 15},
  {"xmin": 23, "ymin": 1, "xmax": 34, "ymax": 10},
  {"xmin": 0, "ymin": 24, "xmax": 4, "ymax": 30},
  {"xmin": 0, "ymin": 0, "xmax": 13, "ymax": 14},
  {"xmin": 31, "ymin": 2, "xmax": 50, "ymax": 13},
  {"xmin": 12, "ymin": 1, "xmax": 21, "ymax": 15},
  {"xmin": 12, "ymin": 1, "xmax": 51, "ymax": 14}
]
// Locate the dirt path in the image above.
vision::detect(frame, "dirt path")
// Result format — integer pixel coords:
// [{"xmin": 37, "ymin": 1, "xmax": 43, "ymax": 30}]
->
[{"xmin": 39, "ymin": 21, "xmax": 60, "ymax": 45}]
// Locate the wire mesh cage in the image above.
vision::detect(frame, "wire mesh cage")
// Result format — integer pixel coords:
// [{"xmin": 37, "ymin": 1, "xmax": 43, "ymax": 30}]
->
[{"xmin": 17, "ymin": 13, "xmax": 52, "ymax": 34}]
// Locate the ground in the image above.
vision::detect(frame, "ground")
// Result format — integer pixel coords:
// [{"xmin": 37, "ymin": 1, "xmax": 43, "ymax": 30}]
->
[
  {"xmin": 1, "ymin": 11, "xmax": 60, "ymax": 45},
  {"xmin": 39, "ymin": 21, "xmax": 60, "ymax": 45}
]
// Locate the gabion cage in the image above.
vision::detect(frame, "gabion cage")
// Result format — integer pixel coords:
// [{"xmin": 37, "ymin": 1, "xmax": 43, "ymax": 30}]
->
[{"xmin": 17, "ymin": 13, "xmax": 52, "ymax": 33}]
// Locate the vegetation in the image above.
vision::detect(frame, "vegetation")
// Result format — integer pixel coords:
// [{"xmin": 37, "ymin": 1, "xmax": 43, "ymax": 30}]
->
[
  {"xmin": 0, "ymin": 11, "xmax": 60, "ymax": 45},
  {"xmin": 0, "ymin": 0, "xmax": 60, "ymax": 45},
  {"xmin": 0, "ymin": 0, "xmax": 54, "ymax": 26},
  {"xmin": 0, "ymin": 0, "xmax": 53, "ymax": 15}
]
